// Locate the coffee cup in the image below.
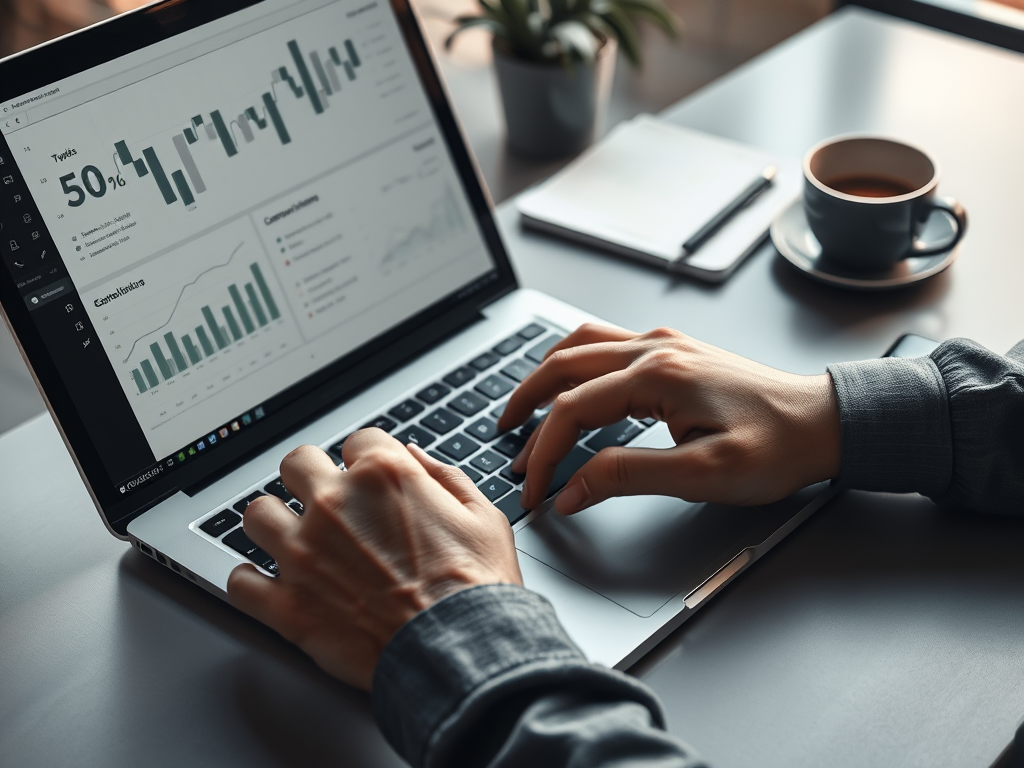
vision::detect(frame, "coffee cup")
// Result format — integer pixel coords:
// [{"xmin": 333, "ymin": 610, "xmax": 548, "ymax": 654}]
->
[{"xmin": 802, "ymin": 135, "xmax": 967, "ymax": 271}]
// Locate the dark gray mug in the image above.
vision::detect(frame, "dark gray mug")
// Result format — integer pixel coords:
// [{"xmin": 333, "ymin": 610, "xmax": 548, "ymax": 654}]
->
[{"xmin": 803, "ymin": 135, "xmax": 967, "ymax": 271}]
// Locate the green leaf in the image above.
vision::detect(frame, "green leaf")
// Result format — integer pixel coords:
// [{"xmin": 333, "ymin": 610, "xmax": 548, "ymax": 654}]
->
[
  {"xmin": 549, "ymin": 19, "xmax": 599, "ymax": 63},
  {"xmin": 598, "ymin": 6, "xmax": 642, "ymax": 66},
  {"xmin": 445, "ymin": 17, "xmax": 507, "ymax": 50},
  {"xmin": 614, "ymin": 0, "xmax": 679, "ymax": 36}
]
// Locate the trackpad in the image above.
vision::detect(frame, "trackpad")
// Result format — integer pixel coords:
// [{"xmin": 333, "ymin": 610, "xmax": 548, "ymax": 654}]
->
[{"xmin": 514, "ymin": 424, "xmax": 780, "ymax": 618}]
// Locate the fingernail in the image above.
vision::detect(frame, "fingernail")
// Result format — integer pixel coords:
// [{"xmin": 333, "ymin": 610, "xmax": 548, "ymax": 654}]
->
[{"xmin": 556, "ymin": 477, "xmax": 591, "ymax": 515}]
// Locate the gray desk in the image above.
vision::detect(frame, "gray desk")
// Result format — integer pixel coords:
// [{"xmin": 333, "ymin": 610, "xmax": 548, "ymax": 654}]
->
[{"xmin": 2, "ymin": 8, "xmax": 1023, "ymax": 767}]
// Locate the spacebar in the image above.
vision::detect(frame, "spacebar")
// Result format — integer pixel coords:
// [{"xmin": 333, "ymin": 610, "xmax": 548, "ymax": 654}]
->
[{"xmin": 547, "ymin": 445, "xmax": 594, "ymax": 498}]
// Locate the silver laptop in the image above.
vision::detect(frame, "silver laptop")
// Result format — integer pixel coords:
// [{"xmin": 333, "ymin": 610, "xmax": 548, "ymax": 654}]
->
[{"xmin": 0, "ymin": 0, "xmax": 833, "ymax": 670}]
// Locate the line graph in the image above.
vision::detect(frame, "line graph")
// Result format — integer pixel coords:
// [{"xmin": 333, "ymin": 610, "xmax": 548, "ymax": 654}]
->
[
  {"xmin": 380, "ymin": 183, "xmax": 465, "ymax": 274},
  {"xmin": 122, "ymin": 241, "xmax": 244, "ymax": 362}
]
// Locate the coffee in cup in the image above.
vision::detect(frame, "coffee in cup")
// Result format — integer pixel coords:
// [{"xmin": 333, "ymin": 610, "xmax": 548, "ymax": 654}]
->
[{"xmin": 802, "ymin": 135, "xmax": 967, "ymax": 271}]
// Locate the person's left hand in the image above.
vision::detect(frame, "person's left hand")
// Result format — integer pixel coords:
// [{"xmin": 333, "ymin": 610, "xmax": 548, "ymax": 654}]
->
[{"xmin": 227, "ymin": 428, "xmax": 523, "ymax": 691}]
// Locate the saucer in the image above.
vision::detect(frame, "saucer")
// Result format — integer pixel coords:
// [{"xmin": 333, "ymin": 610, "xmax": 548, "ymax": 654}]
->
[{"xmin": 770, "ymin": 198, "xmax": 961, "ymax": 290}]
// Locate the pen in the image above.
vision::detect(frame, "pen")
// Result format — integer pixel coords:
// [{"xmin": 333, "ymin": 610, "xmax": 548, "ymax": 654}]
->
[{"xmin": 670, "ymin": 165, "xmax": 777, "ymax": 271}]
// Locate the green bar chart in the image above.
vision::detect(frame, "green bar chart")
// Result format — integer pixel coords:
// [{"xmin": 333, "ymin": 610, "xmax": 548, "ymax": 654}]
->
[
  {"xmin": 112, "ymin": 36, "xmax": 362, "ymax": 209},
  {"xmin": 131, "ymin": 263, "xmax": 282, "ymax": 391}
]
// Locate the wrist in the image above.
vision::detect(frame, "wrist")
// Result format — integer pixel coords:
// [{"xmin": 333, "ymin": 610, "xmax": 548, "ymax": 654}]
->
[{"xmin": 790, "ymin": 372, "xmax": 842, "ymax": 485}]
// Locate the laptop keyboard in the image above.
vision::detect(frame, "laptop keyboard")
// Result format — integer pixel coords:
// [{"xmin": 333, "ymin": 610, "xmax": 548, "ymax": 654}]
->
[{"xmin": 192, "ymin": 321, "xmax": 658, "ymax": 574}]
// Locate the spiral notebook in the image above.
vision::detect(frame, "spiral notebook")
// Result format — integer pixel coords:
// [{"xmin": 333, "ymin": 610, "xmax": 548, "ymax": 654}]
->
[{"xmin": 516, "ymin": 115, "xmax": 802, "ymax": 282}]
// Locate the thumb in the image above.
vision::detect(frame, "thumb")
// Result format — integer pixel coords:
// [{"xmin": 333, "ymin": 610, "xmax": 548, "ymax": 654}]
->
[{"xmin": 554, "ymin": 445, "xmax": 695, "ymax": 515}]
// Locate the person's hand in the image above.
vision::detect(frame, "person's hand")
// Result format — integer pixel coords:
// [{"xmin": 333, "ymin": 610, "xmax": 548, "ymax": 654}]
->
[
  {"xmin": 498, "ymin": 324, "xmax": 841, "ymax": 513},
  {"xmin": 226, "ymin": 429, "xmax": 522, "ymax": 691}
]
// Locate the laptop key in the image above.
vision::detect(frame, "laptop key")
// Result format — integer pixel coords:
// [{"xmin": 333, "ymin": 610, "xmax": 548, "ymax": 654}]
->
[
  {"xmin": 494, "ymin": 336, "xmax": 524, "ymax": 355},
  {"xmin": 495, "ymin": 491, "xmax": 528, "ymax": 525},
  {"xmin": 585, "ymin": 420, "xmax": 643, "ymax": 452},
  {"xmin": 362, "ymin": 414, "xmax": 398, "ymax": 433},
  {"xmin": 417, "ymin": 383, "xmax": 451, "ymax": 405},
  {"xmin": 437, "ymin": 434, "xmax": 481, "ymax": 462},
  {"xmin": 478, "ymin": 476, "xmax": 513, "ymax": 502},
  {"xmin": 518, "ymin": 323, "xmax": 546, "ymax": 340},
  {"xmin": 264, "ymin": 478, "xmax": 293, "ymax": 502},
  {"xmin": 548, "ymin": 445, "xmax": 594, "ymax": 497},
  {"xmin": 470, "ymin": 450, "xmax": 506, "ymax": 474},
  {"xmin": 287, "ymin": 500, "xmax": 304, "ymax": 516},
  {"xmin": 393, "ymin": 424, "xmax": 437, "ymax": 448},
  {"xmin": 199, "ymin": 510, "xmax": 241, "ymax": 538},
  {"xmin": 499, "ymin": 464, "xmax": 525, "ymax": 485},
  {"xmin": 460, "ymin": 465, "xmax": 483, "ymax": 483},
  {"xmin": 469, "ymin": 351, "xmax": 502, "ymax": 371},
  {"xmin": 519, "ymin": 412, "xmax": 545, "ymax": 437},
  {"xmin": 389, "ymin": 399, "xmax": 425, "ymax": 422},
  {"xmin": 475, "ymin": 374, "xmax": 515, "ymax": 400},
  {"xmin": 501, "ymin": 358, "xmax": 537, "ymax": 383},
  {"xmin": 233, "ymin": 491, "xmax": 266, "ymax": 514},
  {"xmin": 223, "ymin": 528, "xmax": 278, "ymax": 574},
  {"xmin": 638, "ymin": 417, "xmax": 657, "ymax": 427},
  {"xmin": 448, "ymin": 391, "xmax": 489, "ymax": 417},
  {"xmin": 466, "ymin": 417, "xmax": 500, "ymax": 442},
  {"xmin": 443, "ymin": 366, "xmax": 476, "ymax": 388},
  {"xmin": 490, "ymin": 401, "xmax": 508, "ymax": 419},
  {"xmin": 428, "ymin": 450, "xmax": 455, "ymax": 466},
  {"xmin": 493, "ymin": 432, "xmax": 527, "ymax": 459},
  {"xmin": 525, "ymin": 335, "xmax": 564, "ymax": 364},
  {"xmin": 421, "ymin": 408, "xmax": 464, "ymax": 435},
  {"xmin": 327, "ymin": 435, "xmax": 351, "ymax": 462}
]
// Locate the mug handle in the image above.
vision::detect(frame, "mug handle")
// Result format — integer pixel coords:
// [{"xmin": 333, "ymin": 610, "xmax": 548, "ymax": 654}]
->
[{"xmin": 910, "ymin": 196, "xmax": 968, "ymax": 257}]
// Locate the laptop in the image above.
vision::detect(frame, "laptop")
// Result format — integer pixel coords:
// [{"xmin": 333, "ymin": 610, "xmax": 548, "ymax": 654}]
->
[{"xmin": 0, "ymin": 0, "xmax": 835, "ymax": 671}]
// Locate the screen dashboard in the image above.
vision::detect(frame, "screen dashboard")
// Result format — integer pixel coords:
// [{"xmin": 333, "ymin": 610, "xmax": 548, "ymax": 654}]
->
[{"xmin": 0, "ymin": 0, "xmax": 504, "ymax": 523}]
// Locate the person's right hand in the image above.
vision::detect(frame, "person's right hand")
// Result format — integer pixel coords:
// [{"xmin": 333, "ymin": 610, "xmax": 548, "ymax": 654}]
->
[{"xmin": 498, "ymin": 324, "xmax": 841, "ymax": 514}]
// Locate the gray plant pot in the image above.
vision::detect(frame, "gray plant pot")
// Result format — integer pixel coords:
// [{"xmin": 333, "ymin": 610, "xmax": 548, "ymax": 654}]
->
[{"xmin": 492, "ymin": 40, "xmax": 617, "ymax": 160}]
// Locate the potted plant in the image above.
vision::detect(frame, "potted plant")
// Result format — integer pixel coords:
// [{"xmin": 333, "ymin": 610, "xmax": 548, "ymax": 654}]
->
[{"xmin": 446, "ymin": 0, "xmax": 678, "ymax": 160}]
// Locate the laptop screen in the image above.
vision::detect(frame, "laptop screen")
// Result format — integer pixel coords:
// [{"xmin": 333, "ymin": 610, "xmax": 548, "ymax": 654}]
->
[{"xmin": 0, "ymin": 0, "xmax": 509, "ymax": 527}]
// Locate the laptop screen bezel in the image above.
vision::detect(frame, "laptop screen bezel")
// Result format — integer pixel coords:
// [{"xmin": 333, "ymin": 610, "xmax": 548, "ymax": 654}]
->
[{"xmin": 0, "ymin": 0, "xmax": 518, "ymax": 537}]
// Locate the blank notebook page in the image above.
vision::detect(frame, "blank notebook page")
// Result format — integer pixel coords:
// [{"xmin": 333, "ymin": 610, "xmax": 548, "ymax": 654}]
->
[{"xmin": 517, "ymin": 115, "xmax": 784, "ymax": 262}]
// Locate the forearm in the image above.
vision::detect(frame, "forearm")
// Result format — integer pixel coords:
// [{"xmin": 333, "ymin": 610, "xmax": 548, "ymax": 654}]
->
[
  {"xmin": 372, "ymin": 585, "xmax": 704, "ymax": 768},
  {"xmin": 827, "ymin": 338, "xmax": 1024, "ymax": 514}
]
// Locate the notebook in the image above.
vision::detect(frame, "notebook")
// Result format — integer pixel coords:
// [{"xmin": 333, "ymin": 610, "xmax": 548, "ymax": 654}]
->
[{"xmin": 516, "ymin": 115, "xmax": 802, "ymax": 282}]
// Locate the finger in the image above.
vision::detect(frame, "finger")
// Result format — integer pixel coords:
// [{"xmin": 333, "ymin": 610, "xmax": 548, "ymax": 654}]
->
[
  {"xmin": 242, "ymin": 494, "xmax": 300, "ymax": 559},
  {"xmin": 227, "ymin": 563, "xmax": 287, "ymax": 628},
  {"xmin": 499, "ymin": 341, "xmax": 638, "ymax": 432},
  {"xmin": 520, "ymin": 370, "xmax": 651, "ymax": 509},
  {"xmin": 554, "ymin": 444, "xmax": 702, "ymax": 514},
  {"xmin": 342, "ymin": 426, "xmax": 415, "ymax": 470},
  {"xmin": 279, "ymin": 443, "xmax": 343, "ymax": 504},
  {"xmin": 543, "ymin": 322, "xmax": 637, "ymax": 360},
  {"xmin": 406, "ymin": 442, "xmax": 489, "ymax": 509}
]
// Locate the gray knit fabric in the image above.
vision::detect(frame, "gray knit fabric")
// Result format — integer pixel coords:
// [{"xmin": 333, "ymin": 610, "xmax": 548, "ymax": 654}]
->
[
  {"xmin": 830, "ymin": 337, "xmax": 1024, "ymax": 515},
  {"xmin": 372, "ymin": 585, "xmax": 704, "ymax": 768}
]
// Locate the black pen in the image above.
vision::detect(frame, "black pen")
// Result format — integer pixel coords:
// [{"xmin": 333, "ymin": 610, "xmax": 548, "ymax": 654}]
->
[{"xmin": 670, "ymin": 166, "xmax": 777, "ymax": 271}]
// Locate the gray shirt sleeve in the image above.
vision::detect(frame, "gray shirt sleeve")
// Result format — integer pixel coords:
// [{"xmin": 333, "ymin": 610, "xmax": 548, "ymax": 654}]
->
[
  {"xmin": 371, "ymin": 584, "xmax": 704, "ymax": 768},
  {"xmin": 828, "ymin": 337, "xmax": 1024, "ymax": 514}
]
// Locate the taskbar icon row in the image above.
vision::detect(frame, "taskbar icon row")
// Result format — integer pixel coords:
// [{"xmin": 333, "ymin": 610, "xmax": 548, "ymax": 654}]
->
[{"xmin": 163, "ymin": 404, "xmax": 268, "ymax": 468}]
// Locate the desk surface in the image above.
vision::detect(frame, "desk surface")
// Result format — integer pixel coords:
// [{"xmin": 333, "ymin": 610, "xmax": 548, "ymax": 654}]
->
[{"xmin": 2, "ymin": 8, "xmax": 1024, "ymax": 768}]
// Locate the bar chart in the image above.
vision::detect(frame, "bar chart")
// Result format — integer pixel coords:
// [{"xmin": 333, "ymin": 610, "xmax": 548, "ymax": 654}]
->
[
  {"xmin": 112, "ymin": 37, "xmax": 363, "ymax": 209},
  {"xmin": 129, "ymin": 262, "xmax": 281, "ymax": 393}
]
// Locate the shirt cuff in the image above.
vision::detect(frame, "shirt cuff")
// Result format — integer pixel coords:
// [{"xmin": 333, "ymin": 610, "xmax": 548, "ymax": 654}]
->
[
  {"xmin": 371, "ymin": 583, "xmax": 666, "ymax": 768},
  {"xmin": 827, "ymin": 356, "xmax": 953, "ymax": 497}
]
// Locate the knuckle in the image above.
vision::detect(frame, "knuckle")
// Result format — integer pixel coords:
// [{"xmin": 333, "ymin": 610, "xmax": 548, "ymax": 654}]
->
[
  {"xmin": 546, "ymin": 348, "xmax": 575, "ymax": 368},
  {"xmin": 601, "ymin": 447, "xmax": 631, "ymax": 489},
  {"xmin": 553, "ymin": 389, "xmax": 579, "ymax": 412},
  {"xmin": 647, "ymin": 326, "xmax": 683, "ymax": 341}
]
